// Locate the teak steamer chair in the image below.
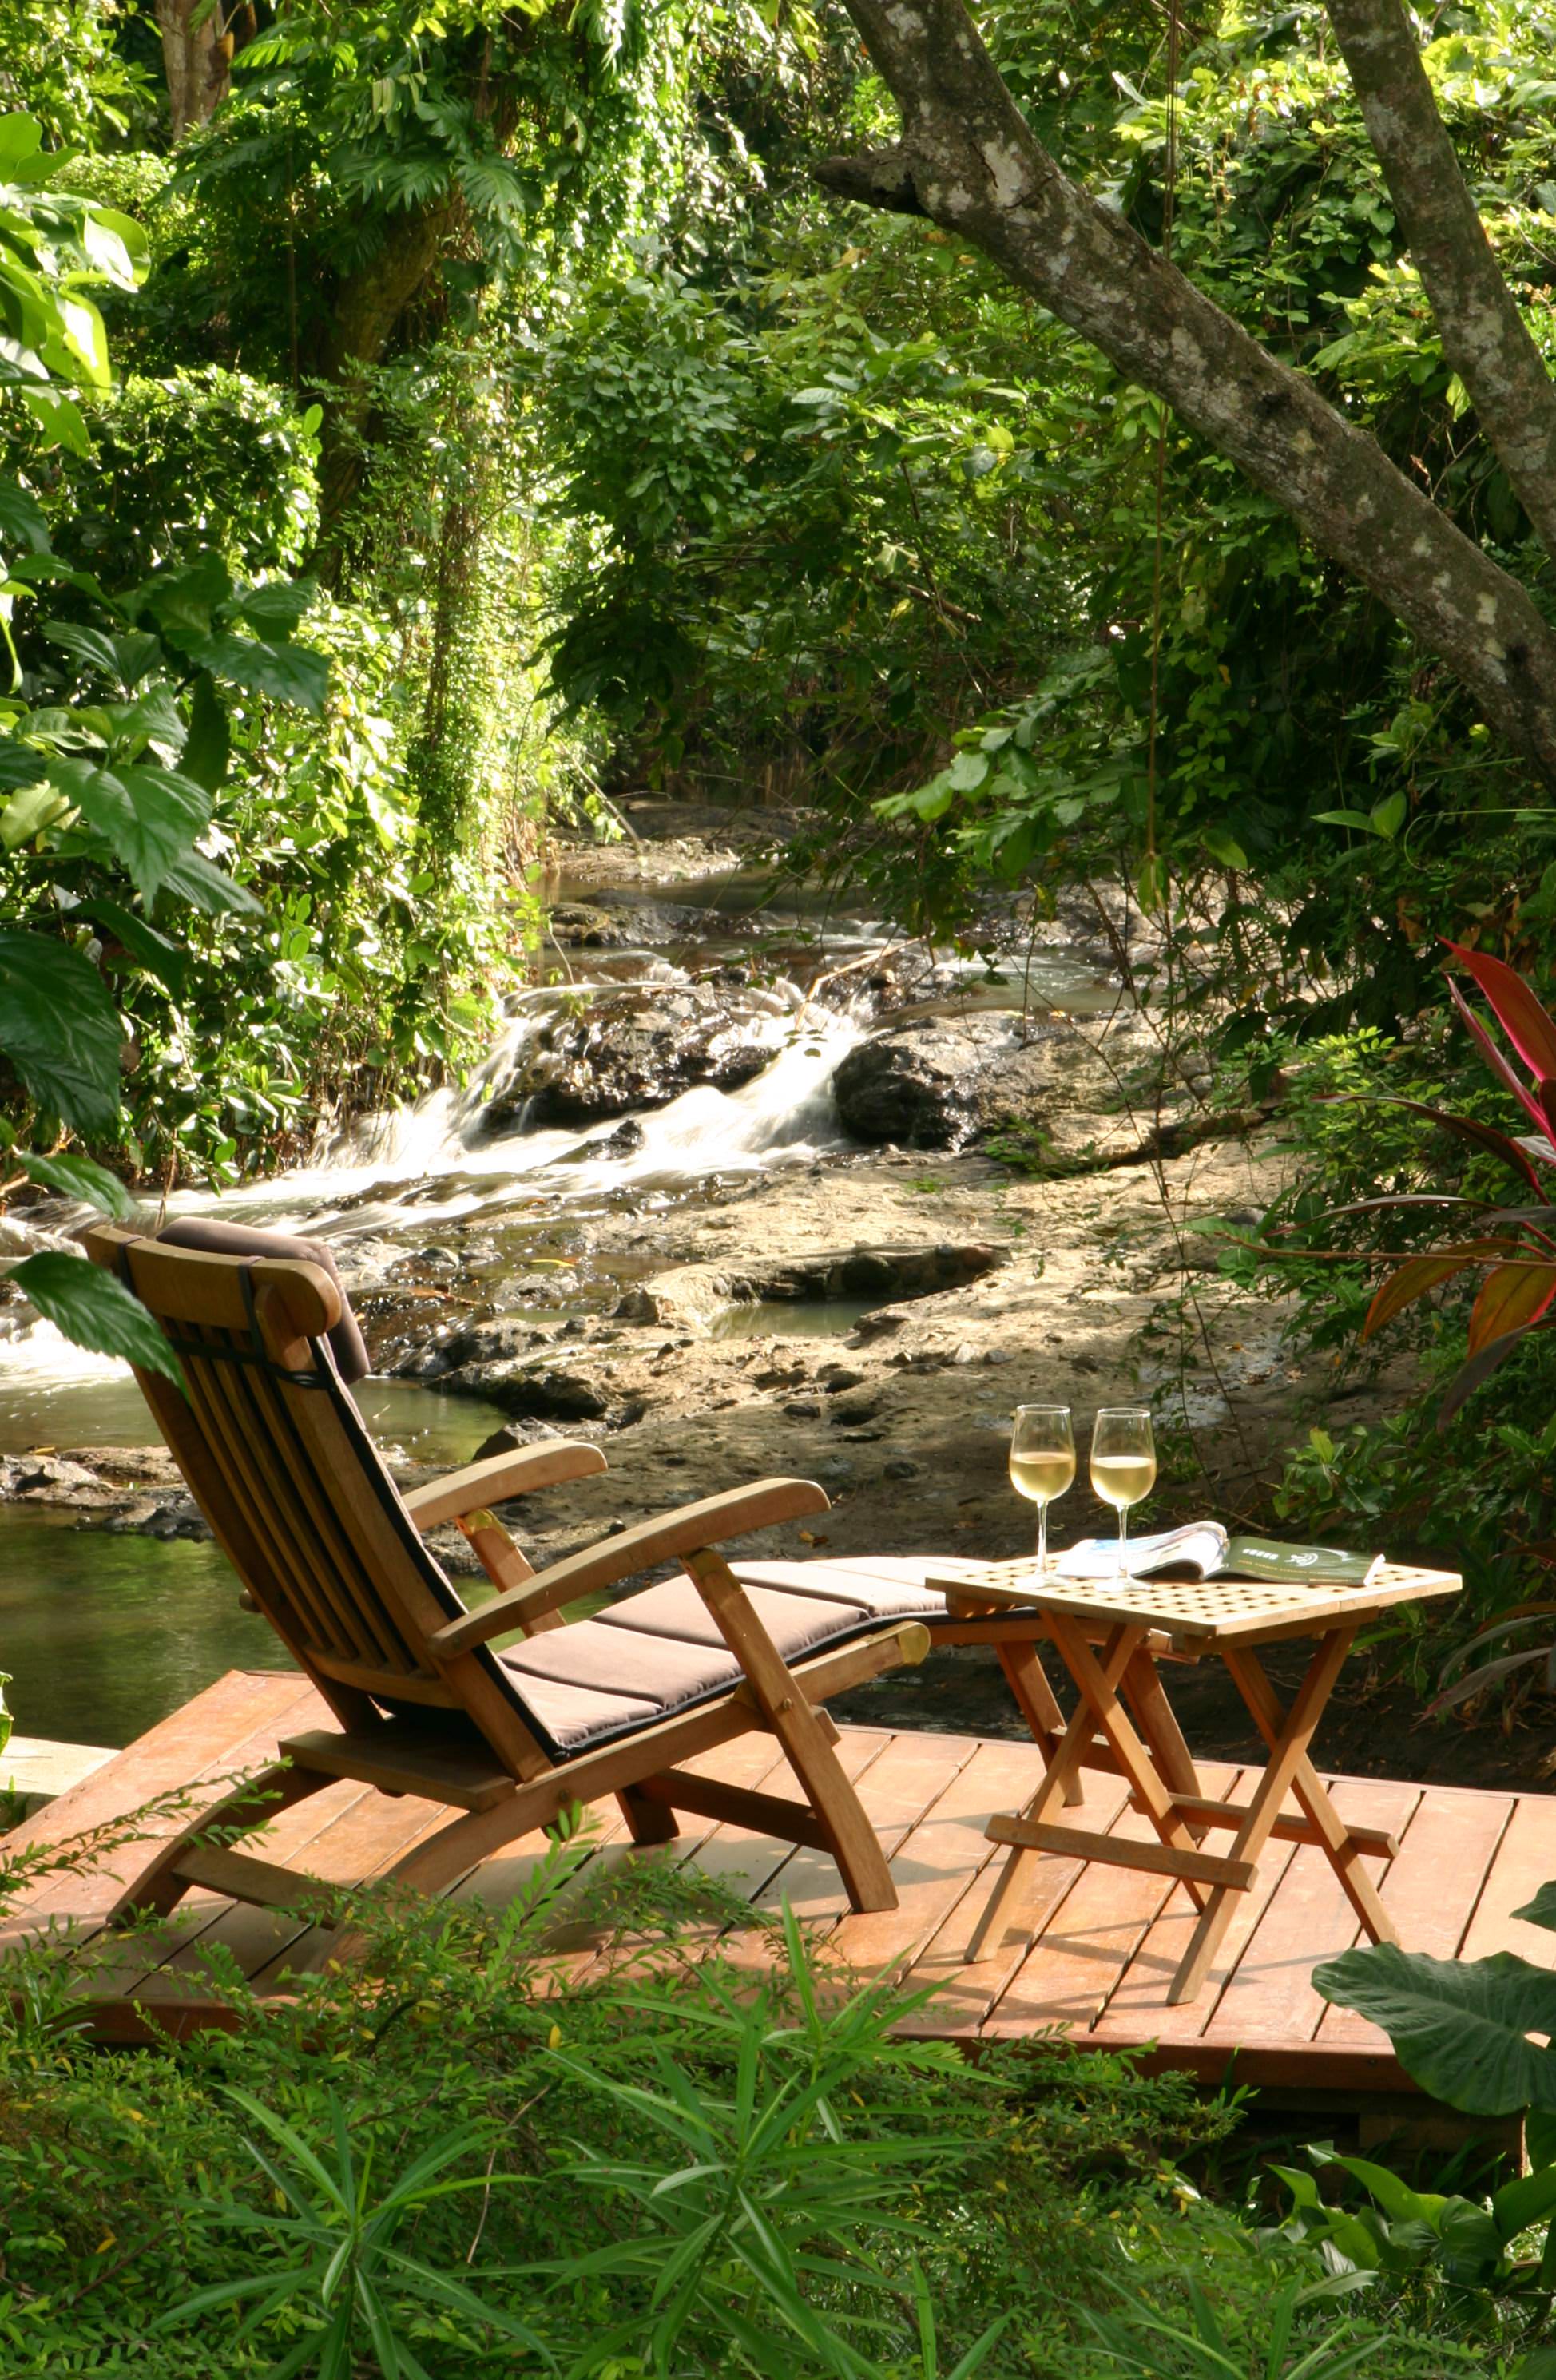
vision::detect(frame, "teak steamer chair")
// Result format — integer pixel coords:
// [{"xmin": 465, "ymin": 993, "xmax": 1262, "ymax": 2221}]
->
[
  {"xmin": 82, "ymin": 1220, "xmax": 954, "ymax": 1926},
  {"xmin": 83, "ymin": 1220, "xmax": 1206, "ymax": 1937}
]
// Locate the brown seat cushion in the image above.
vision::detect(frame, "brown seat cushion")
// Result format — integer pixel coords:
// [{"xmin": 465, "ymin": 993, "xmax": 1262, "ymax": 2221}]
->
[
  {"xmin": 500, "ymin": 1573, "xmax": 899, "ymax": 1731},
  {"xmin": 154, "ymin": 1216, "xmax": 371, "ymax": 1384}
]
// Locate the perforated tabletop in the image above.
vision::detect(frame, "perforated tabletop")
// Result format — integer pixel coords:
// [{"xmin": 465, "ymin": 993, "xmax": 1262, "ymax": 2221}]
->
[{"xmin": 927, "ymin": 1557, "xmax": 1462, "ymax": 1648}]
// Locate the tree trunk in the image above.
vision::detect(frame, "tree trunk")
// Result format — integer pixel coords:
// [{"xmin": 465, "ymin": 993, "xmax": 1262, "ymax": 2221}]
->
[
  {"xmin": 1324, "ymin": 0, "xmax": 1556, "ymax": 564},
  {"xmin": 824, "ymin": 0, "xmax": 1556, "ymax": 780},
  {"xmin": 311, "ymin": 200, "xmax": 458, "ymax": 585},
  {"xmin": 155, "ymin": 0, "xmax": 230, "ymax": 141}
]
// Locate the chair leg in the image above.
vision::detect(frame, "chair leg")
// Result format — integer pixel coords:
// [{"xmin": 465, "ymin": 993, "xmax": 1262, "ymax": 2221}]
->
[
  {"xmin": 685, "ymin": 1548, "xmax": 898, "ymax": 1914},
  {"xmin": 616, "ymin": 1784, "xmax": 680, "ymax": 1846},
  {"xmin": 106, "ymin": 1763, "xmax": 330, "ymax": 1926}
]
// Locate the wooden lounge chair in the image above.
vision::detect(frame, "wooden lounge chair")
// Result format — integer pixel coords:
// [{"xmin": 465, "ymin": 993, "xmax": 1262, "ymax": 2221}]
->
[{"xmin": 81, "ymin": 1220, "xmax": 938, "ymax": 1925}]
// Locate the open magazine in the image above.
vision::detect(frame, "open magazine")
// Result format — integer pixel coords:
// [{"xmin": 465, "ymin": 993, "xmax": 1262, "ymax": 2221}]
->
[{"xmin": 1050, "ymin": 1522, "xmax": 1383, "ymax": 1589}]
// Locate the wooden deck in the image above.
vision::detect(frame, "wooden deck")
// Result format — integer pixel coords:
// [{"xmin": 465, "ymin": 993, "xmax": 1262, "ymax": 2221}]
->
[{"xmin": 5, "ymin": 1670, "xmax": 1549, "ymax": 2110}]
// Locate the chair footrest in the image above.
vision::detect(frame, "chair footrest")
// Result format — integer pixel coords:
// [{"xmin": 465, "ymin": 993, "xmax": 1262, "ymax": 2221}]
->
[
  {"xmin": 173, "ymin": 1843, "xmax": 339, "ymax": 1918},
  {"xmin": 279, "ymin": 1728, "xmax": 517, "ymax": 1811},
  {"xmin": 986, "ymin": 1814, "xmax": 1257, "ymax": 1892}
]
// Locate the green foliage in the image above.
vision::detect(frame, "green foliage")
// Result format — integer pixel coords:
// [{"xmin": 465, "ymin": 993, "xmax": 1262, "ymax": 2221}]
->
[
  {"xmin": 1272, "ymin": 2139, "xmax": 1556, "ymax": 2301},
  {"xmin": 0, "ymin": 1815, "xmax": 1506, "ymax": 2380}
]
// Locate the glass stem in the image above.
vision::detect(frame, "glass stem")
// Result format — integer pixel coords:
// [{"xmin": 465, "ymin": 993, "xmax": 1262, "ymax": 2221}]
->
[
  {"xmin": 1036, "ymin": 1497, "xmax": 1047, "ymax": 1577},
  {"xmin": 1117, "ymin": 1500, "xmax": 1129, "ymax": 1582}
]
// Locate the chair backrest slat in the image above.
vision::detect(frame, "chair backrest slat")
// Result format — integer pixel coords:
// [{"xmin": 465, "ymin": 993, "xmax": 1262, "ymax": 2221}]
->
[{"xmin": 80, "ymin": 1224, "xmax": 551, "ymax": 1765}]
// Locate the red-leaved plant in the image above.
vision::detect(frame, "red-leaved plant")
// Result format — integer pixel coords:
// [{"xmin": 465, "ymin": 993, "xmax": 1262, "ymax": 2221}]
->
[{"xmin": 1345, "ymin": 940, "xmax": 1556, "ymax": 1422}]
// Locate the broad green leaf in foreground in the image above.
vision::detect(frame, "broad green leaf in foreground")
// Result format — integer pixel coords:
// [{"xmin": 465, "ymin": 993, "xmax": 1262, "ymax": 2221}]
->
[
  {"xmin": 17, "ymin": 1150, "xmax": 136, "ymax": 1218},
  {"xmin": 0, "ymin": 930, "xmax": 121, "ymax": 1136},
  {"xmin": 1314, "ymin": 1942, "xmax": 1556, "ymax": 2113},
  {"xmin": 8, "ymin": 1254, "xmax": 181, "ymax": 1386}
]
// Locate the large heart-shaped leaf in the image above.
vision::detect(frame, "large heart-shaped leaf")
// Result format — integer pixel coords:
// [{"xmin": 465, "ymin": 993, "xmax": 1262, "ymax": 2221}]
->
[
  {"xmin": 7, "ymin": 1253, "xmax": 181, "ymax": 1386},
  {"xmin": 0, "ymin": 482, "xmax": 49, "ymax": 554},
  {"xmin": 49, "ymin": 756, "xmax": 208, "ymax": 900},
  {"xmin": 1314, "ymin": 1942, "xmax": 1556, "ymax": 2112},
  {"xmin": 185, "ymin": 629, "xmax": 328, "ymax": 713},
  {"xmin": 156, "ymin": 847, "xmax": 261, "ymax": 916},
  {"xmin": 238, "ymin": 578, "xmax": 316, "ymax": 639},
  {"xmin": 0, "ymin": 930, "xmax": 121, "ymax": 1135},
  {"xmin": 42, "ymin": 617, "xmax": 126, "ymax": 684}
]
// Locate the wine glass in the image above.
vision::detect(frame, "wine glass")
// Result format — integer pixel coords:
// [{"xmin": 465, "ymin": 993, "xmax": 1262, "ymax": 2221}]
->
[
  {"xmin": 1090, "ymin": 1407, "xmax": 1156, "ymax": 1581},
  {"xmin": 1009, "ymin": 1404, "xmax": 1075, "ymax": 1578}
]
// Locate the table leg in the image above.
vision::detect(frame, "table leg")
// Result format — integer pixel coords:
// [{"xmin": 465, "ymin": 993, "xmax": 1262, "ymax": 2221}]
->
[
  {"xmin": 967, "ymin": 1623, "xmax": 1141, "ymax": 1960},
  {"xmin": 1221, "ymin": 1641, "xmax": 1399, "ymax": 1950},
  {"xmin": 994, "ymin": 1640, "xmax": 1086, "ymax": 1809},
  {"xmin": 1122, "ymin": 1648, "xmax": 1201, "ymax": 1810},
  {"xmin": 1043, "ymin": 1612, "xmax": 1211, "ymax": 1914},
  {"xmin": 1168, "ymin": 1625, "xmax": 1362, "ymax": 2005}
]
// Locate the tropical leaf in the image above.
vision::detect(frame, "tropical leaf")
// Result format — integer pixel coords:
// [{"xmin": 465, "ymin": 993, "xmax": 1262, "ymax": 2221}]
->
[
  {"xmin": 16, "ymin": 1149, "xmax": 134, "ymax": 1217},
  {"xmin": 6, "ymin": 1253, "xmax": 181, "ymax": 1385},
  {"xmin": 76, "ymin": 898, "xmax": 189, "ymax": 995},
  {"xmin": 0, "ymin": 929, "xmax": 121, "ymax": 1135},
  {"xmin": 182, "ymin": 629, "xmax": 328, "ymax": 712},
  {"xmin": 1467, "ymin": 1260, "xmax": 1556, "ymax": 1355},
  {"xmin": 1447, "ymin": 976, "xmax": 1552, "ymax": 1140},
  {"xmin": 1439, "ymin": 1319, "xmax": 1556, "ymax": 1425},
  {"xmin": 1314, "ymin": 1942, "xmax": 1556, "ymax": 2112},
  {"xmin": 1362, "ymin": 1244, "xmax": 1513, "ymax": 1341},
  {"xmin": 1445, "ymin": 939, "xmax": 1556, "ymax": 1080},
  {"xmin": 156, "ymin": 848, "xmax": 261, "ymax": 916}
]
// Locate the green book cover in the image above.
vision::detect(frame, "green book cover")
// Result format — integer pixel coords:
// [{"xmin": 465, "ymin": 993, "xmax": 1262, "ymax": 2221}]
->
[{"xmin": 1222, "ymin": 1536, "xmax": 1379, "ymax": 1588}]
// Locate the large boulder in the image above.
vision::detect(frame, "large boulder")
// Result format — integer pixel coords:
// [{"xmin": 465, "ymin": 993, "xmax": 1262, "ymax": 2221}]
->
[
  {"xmin": 831, "ymin": 1017, "xmax": 1022, "ymax": 1148},
  {"xmin": 832, "ymin": 1013, "xmax": 1145, "ymax": 1154},
  {"xmin": 482, "ymin": 982, "xmax": 779, "ymax": 1131}
]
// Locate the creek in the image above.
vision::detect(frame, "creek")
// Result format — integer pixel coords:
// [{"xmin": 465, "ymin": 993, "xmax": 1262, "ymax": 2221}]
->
[{"xmin": 0, "ymin": 831, "xmax": 1115, "ymax": 1751}]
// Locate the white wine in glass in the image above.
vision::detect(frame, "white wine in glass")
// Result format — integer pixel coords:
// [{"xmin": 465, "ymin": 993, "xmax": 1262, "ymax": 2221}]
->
[
  {"xmin": 1090, "ymin": 1407, "xmax": 1156, "ymax": 1581},
  {"xmin": 1009, "ymin": 1404, "xmax": 1075, "ymax": 1577}
]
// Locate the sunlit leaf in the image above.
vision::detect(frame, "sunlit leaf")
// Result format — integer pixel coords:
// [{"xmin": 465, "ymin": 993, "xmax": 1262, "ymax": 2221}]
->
[
  {"xmin": 1362, "ymin": 1246, "xmax": 1506, "ymax": 1341},
  {"xmin": 6, "ymin": 1253, "xmax": 181, "ymax": 1386},
  {"xmin": 18, "ymin": 1149, "xmax": 135, "ymax": 1218},
  {"xmin": 1467, "ymin": 1260, "xmax": 1556, "ymax": 1355},
  {"xmin": 1315, "ymin": 1942, "xmax": 1556, "ymax": 2113}
]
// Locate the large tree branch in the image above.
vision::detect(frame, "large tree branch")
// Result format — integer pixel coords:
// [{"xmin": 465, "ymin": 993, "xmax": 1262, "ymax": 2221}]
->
[
  {"xmin": 1324, "ymin": 0, "xmax": 1556, "ymax": 564},
  {"xmin": 823, "ymin": 0, "xmax": 1556, "ymax": 779}
]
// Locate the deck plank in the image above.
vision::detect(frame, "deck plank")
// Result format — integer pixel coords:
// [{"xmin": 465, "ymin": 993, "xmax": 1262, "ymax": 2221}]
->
[
  {"xmin": 902, "ymin": 1767, "xmax": 1133, "ymax": 2039},
  {"xmin": 1197, "ymin": 1776, "xmax": 1419, "ymax": 2050},
  {"xmin": 1316, "ymin": 1784, "xmax": 1514, "ymax": 2048},
  {"xmin": 1459, "ymin": 1795, "xmax": 1556, "ymax": 1966}
]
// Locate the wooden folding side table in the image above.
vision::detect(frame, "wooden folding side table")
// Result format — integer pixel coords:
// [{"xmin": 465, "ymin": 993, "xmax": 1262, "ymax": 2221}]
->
[{"xmin": 928, "ymin": 1557, "xmax": 1462, "ymax": 2005}]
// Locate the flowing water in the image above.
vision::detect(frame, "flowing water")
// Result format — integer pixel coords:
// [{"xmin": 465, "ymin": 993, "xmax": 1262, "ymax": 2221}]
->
[{"xmin": 0, "ymin": 855, "xmax": 1114, "ymax": 1751}]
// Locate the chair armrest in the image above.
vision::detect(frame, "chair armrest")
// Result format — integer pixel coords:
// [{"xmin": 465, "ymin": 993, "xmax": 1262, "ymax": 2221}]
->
[
  {"xmin": 428, "ymin": 1477, "xmax": 829, "ymax": 1658},
  {"xmin": 403, "ymin": 1442, "xmax": 608, "ymax": 1532}
]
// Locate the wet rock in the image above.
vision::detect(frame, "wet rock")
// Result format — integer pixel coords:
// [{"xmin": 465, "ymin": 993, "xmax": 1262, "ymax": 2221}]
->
[
  {"xmin": 403, "ymin": 1315, "xmax": 555, "ymax": 1380},
  {"xmin": 481, "ymin": 982, "xmax": 779, "ymax": 1130},
  {"xmin": 440, "ymin": 1362, "xmax": 609, "ymax": 1422},
  {"xmin": 547, "ymin": 902, "xmax": 632, "ymax": 947},
  {"xmin": 99, "ymin": 1494, "xmax": 212, "ymax": 1541},
  {"xmin": 471, "ymin": 1418, "xmax": 563, "ymax": 1461},
  {"xmin": 832, "ymin": 1017, "xmax": 1021, "ymax": 1148},
  {"xmin": 0, "ymin": 1453, "xmax": 117, "ymax": 1505},
  {"xmin": 628, "ymin": 1241, "xmax": 1010, "ymax": 1330}
]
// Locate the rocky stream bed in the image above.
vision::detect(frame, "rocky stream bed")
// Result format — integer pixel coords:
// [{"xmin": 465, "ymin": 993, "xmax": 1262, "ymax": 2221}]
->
[{"xmin": 0, "ymin": 801, "xmax": 1518, "ymax": 1786}]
